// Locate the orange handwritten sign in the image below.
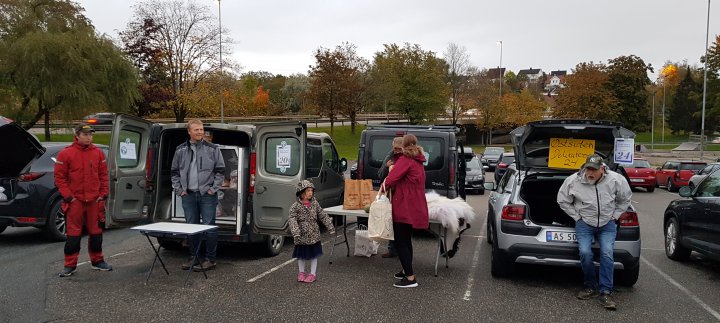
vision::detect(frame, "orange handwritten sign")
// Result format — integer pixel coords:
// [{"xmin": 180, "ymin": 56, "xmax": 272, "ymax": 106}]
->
[{"xmin": 548, "ymin": 138, "xmax": 596, "ymax": 169}]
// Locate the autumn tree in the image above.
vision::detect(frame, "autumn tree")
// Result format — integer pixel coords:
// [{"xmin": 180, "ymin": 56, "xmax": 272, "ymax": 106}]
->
[
  {"xmin": 371, "ymin": 43, "xmax": 449, "ymax": 124},
  {"xmin": 0, "ymin": 0, "xmax": 138, "ymax": 139},
  {"xmin": 553, "ymin": 62, "xmax": 619, "ymax": 120},
  {"xmin": 460, "ymin": 68, "xmax": 504, "ymax": 144},
  {"xmin": 667, "ymin": 68, "xmax": 702, "ymax": 134},
  {"xmin": 606, "ymin": 55, "xmax": 653, "ymax": 132},
  {"xmin": 443, "ymin": 43, "xmax": 471, "ymax": 125},
  {"xmin": 308, "ymin": 42, "xmax": 369, "ymax": 134},
  {"xmin": 122, "ymin": 0, "xmax": 226, "ymax": 122},
  {"xmin": 500, "ymin": 89, "xmax": 546, "ymax": 127}
]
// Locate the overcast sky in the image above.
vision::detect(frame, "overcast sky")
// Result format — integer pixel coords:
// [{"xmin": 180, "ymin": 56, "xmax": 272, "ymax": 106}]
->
[{"xmin": 76, "ymin": 0, "xmax": 720, "ymax": 79}]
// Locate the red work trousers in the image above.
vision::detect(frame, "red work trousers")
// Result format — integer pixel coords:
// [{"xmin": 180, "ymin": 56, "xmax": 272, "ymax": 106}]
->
[{"xmin": 63, "ymin": 200, "xmax": 104, "ymax": 268}]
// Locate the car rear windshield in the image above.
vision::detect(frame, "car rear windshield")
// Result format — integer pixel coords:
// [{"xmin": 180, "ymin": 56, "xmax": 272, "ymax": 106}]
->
[
  {"xmin": 680, "ymin": 163, "xmax": 707, "ymax": 171},
  {"xmin": 369, "ymin": 136, "xmax": 444, "ymax": 171},
  {"xmin": 501, "ymin": 155, "xmax": 515, "ymax": 163},
  {"xmin": 631, "ymin": 160, "xmax": 650, "ymax": 168},
  {"xmin": 484, "ymin": 148, "xmax": 504, "ymax": 156}
]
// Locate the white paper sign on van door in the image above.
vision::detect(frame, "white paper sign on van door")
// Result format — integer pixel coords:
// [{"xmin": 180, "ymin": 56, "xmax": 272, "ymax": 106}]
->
[
  {"xmin": 276, "ymin": 141, "xmax": 291, "ymax": 173},
  {"xmin": 423, "ymin": 152, "xmax": 430, "ymax": 166},
  {"xmin": 119, "ymin": 138, "xmax": 137, "ymax": 160},
  {"xmin": 614, "ymin": 138, "xmax": 634, "ymax": 165}
]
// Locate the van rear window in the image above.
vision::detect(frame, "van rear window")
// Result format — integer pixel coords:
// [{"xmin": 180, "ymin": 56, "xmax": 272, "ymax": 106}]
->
[
  {"xmin": 369, "ymin": 136, "xmax": 444, "ymax": 171},
  {"xmin": 680, "ymin": 163, "xmax": 706, "ymax": 171}
]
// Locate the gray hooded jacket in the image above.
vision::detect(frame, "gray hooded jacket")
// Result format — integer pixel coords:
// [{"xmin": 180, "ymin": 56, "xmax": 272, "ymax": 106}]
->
[
  {"xmin": 170, "ymin": 139, "xmax": 225, "ymax": 195},
  {"xmin": 556, "ymin": 165, "xmax": 632, "ymax": 228}
]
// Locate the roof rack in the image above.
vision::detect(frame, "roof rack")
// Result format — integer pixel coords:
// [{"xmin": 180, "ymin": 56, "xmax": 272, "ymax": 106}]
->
[{"xmin": 366, "ymin": 124, "xmax": 462, "ymax": 133}]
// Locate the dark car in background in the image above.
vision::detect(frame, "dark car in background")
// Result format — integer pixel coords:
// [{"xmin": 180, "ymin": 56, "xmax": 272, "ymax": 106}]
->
[
  {"xmin": 0, "ymin": 141, "xmax": 108, "ymax": 241},
  {"xmin": 480, "ymin": 146, "xmax": 504, "ymax": 171},
  {"xmin": 465, "ymin": 156, "xmax": 486, "ymax": 195},
  {"xmin": 625, "ymin": 158, "xmax": 656, "ymax": 192},
  {"xmin": 656, "ymin": 160, "xmax": 707, "ymax": 192},
  {"xmin": 664, "ymin": 175, "xmax": 720, "ymax": 263},
  {"xmin": 493, "ymin": 152, "xmax": 515, "ymax": 183},
  {"xmin": 82, "ymin": 113, "xmax": 114, "ymax": 130}
]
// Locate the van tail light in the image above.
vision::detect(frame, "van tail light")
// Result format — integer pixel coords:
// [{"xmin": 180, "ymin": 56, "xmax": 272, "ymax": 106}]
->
[
  {"xmin": 618, "ymin": 211, "xmax": 639, "ymax": 227},
  {"xmin": 501, "ymin": 204, "xmax": 525, "ymax": 221},
  {"xmin": 19, "ymin": 172, "xmax": 44, "ymax": 182},
  {"xmin": 249, "ymin": 152, "xmax": 256, "ymax": 193},
  {"xmin": 357, "ymin": 155, "xmax": 363, "ymax": 179},
  {"xmin": 449, "ymin": 160, "xmax": 456, "ymax": 188},
  {"xmin": 145, "ymin": 147, "xmax": 153, "ymax": 188},
  {"xmin": 498, "ymin": 163, "xmax": 508, "ymax": 169}
]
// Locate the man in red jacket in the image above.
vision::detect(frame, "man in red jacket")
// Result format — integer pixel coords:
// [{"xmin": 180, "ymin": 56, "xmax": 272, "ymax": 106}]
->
[{"xmin": 55, "ymin": 125, "xmax": 112, "ymax": 277}]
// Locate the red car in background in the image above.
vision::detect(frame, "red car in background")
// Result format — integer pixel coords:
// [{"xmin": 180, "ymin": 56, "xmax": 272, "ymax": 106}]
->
[
  {"xmin": 655, "ymin": 160, "xmax": 707, "ymax": 192},
  {"xmin": 625, "ymin": 158, "xmax": 656, "ymax": 192}
]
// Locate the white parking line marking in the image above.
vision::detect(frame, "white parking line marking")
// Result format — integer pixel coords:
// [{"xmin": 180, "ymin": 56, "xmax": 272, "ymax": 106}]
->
[
  {"xmin": 77, "ymin": 247, "xmax": 146, "ymax": 267},
  {"xmin": 641, "ymin": 247, "xmax": 665, "ymax": 252},
  {"xmin": 247, "ymin": 239, "xmax": 333, "ymax": 283},
  {"xmin": 463, "ymin": 221, "xmax": 487, "ymax": 301},
  {"xmin": 641, "ymin": 257, "xmax": 720, "ymax": 321}
]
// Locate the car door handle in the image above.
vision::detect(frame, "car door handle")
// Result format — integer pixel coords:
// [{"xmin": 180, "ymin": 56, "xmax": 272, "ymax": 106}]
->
[{"xmin": 256, "ymin": 186, "xmax": 267, "ymax": 194}]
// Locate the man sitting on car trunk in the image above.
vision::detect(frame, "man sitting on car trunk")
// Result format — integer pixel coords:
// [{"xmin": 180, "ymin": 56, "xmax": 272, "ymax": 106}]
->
[{"xmin": 556, "ymin": 154, "xmax": 632, "ymax": 310}]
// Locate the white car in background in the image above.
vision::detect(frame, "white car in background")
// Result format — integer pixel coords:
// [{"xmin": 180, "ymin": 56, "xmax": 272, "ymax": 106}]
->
[{"xmin": 688, "ymin": 162, "xmax": 720, "ymax": 189}]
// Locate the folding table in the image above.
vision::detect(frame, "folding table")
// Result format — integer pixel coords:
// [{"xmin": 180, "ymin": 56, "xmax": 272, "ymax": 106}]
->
[{"xmin": 130, "ymin": 222, "xmax": 217, "ymax": 287}]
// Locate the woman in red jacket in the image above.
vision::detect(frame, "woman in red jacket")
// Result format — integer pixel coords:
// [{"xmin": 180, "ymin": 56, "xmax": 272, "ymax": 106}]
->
[{"xmin": 383, "ymin": 134, "xmax": 428, "ymax": 288}]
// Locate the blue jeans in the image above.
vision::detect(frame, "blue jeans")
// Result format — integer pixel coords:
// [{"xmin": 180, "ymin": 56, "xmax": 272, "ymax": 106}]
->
[
  {"xmin": 181, "ymin": 191, "xmax": 218, "ymax": 261},
  {"xmin": 575, "ymin": 219, "xmax": 617, "ymax": 293}
]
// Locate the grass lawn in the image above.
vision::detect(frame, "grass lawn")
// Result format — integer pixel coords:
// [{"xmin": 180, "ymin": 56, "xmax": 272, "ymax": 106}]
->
[
  {"xmin": 40, "ymin": 133, "xmax": 111, "ymax": 146},
  {"xmin": 311, "ymin": 124, "xmax": 366, "ymax": 160}
]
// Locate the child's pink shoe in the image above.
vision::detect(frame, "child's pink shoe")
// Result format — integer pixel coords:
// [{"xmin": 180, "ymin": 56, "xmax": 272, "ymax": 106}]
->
[
  {"xmin": 303, "ymin": 274, "xmax": 316, "ymax": 283},
  {"xmin": 297, "ymin": 272, "xmax": 306, "ymax": 282}
]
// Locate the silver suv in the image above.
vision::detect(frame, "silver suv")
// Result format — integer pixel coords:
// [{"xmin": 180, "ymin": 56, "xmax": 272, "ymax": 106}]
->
[{"xmin": 484, "ymin": 120, "xmax": 640, "ymax": 286}]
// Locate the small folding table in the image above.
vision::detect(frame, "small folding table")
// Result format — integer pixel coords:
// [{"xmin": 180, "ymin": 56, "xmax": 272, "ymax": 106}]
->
[{"xmin": 130, "ymin": 222, "xmax": 217, "ymax": 287}]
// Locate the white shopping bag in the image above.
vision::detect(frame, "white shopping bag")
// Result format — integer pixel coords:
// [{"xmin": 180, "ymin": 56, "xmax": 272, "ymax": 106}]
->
[
  {"xmin": 0, "ymin": 187, "xmax": 6, "ymax": 201},
  {"xmin": 354, "ymin": 225, "xmax": 380, "ymax": 257},
  {"xmin": 368, "ymin": 182, "xmax": 394, "ymax": 242}
]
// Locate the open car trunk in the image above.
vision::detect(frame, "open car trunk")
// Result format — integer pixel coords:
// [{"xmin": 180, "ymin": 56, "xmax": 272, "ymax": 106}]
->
[{"xmin": 519, "ymin": 173, "xmax": 575, "ymax": 227}]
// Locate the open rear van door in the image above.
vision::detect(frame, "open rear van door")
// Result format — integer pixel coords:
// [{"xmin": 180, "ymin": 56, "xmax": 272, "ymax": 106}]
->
[
  {"xmin": 106, "ymin": 114, "xmax": 153, "ymax": 227},
  {"xmin": 252, "ymin": 122, "xmax": 306, "ymax": 235}
]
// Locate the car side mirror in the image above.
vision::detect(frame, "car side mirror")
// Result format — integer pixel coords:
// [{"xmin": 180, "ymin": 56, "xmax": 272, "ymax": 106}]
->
[
  {"xmin": 339, "ymin": 158, "xmax": 347, "ymax": 173},
  {"xmin": 678, "ymin": 186, "xmax": 693, "ymax": 197},
  {"xmin": 483, "ymin": 182, "xmax": 497, "ymax": 191}
]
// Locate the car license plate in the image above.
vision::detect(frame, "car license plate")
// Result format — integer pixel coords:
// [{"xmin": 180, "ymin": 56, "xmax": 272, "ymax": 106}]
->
[
  {"xmin": 630, "ymin": 178, "xmax": 644, "ymax": 183},
  {"xmin": 546, "ymin": 231, "xmax": 577, "ymax": 242}
]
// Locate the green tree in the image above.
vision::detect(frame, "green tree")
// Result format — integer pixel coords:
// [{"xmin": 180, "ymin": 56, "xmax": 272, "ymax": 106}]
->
[
  {"xmin": 606, "ymin": 55, "xmax": 653, "ymax": 131},
  {"xmin": 371, "ymin": 43, "xmax": 449, "ymax": 124},
  {"xmin": 0, "ymin": 0, "xmax": 138, "ymax": 139},
  {"xmin": 554, "ymin": 62, "xmax": 619, "ymax": 120},
  {"xmin": 461, "ymin": 69, "xmax": 504, "ymax": 144},
  {"xmin": 281, "ymin": 73, "xmax": 310, "ymax": 114},
  {"xmin": 667, "ymin": 68, "xmax": 701, "ymax": 134}
]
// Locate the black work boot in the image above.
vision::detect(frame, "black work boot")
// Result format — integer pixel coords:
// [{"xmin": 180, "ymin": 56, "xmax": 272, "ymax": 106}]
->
[
  {"xmin": 576, "ymin": 287, "xmax": 599, "ymax": 300},
  {"xmin": 599, "ymin": 292, "xmax": 617, "ymax": 310}
]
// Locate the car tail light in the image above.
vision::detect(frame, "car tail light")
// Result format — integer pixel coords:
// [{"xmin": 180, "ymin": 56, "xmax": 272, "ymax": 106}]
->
[
  {"xmin": 501, "ymin": 204, "xmax": 525, "ymax": 221},
  {"xmin": 249, "ymin": 152, "xmax": 256, "ymax": 193},
  {"xmin": 618, "ymin": 211, "xmax": 639, "ymax": 227},
  {"xmin": 19, "ymin": 172, "xmax": 44, "ymax": 181},
  {"xmin": 86, "ymin": 119, "xmax": 98, "ymax": 124},
  {"xmin": 498, "ymin": 163, "xmax": 508, "ymax": 169}
]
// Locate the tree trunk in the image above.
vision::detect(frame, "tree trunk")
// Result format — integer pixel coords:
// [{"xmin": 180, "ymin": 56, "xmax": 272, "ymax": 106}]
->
[
  {"xmin": 44, "ymin": 110, "xmax": 51, "ymax": 141},
  {"xmin": 350, "ymin": 110, "xmax": 357, "ymax": 134},
  {"xmin": 23, "ymin": 98, "xmax": 46, "ymax": 131}
]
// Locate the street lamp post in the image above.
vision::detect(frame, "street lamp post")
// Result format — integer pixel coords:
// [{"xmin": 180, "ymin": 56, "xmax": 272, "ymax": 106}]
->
[
  {"xmin": 701, "ymin": 0, "xmax": 711, "ymax": 158},
  {"xmin": 217, "ymin": 0, "xmax": 224, "ymax": 123},
  {"xmin": 651, "ymin": 90, "xmax": 656, "ymax": 151},
  {"xmin": 497, "ymin": 41, "xmax": 503, "ymax": 97}
]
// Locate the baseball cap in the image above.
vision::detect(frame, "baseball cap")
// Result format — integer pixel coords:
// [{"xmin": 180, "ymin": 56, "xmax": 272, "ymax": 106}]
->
[
  {"xmin": 583, "ymin": 154, "xmax": 604, "ymax": 169},
  {"xmin": 75, "ymin": 124, "xmax": 96, "ymax": 133}
]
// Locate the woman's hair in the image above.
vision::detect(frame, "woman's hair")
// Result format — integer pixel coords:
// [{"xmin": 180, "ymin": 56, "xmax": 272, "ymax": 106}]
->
[{"xmin": 401, "ymin": 134, "xmax": 424, "ymax": 157}]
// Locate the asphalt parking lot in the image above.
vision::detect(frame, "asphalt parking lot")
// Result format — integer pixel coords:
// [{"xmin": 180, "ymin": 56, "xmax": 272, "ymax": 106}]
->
[{"xmin": 1, "ymin": 174, "xmax": 720, "ymax": 322}]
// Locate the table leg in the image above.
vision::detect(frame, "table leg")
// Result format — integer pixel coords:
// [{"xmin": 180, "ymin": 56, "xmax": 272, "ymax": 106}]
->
[
  {"xmin": 434, "ymin": 225, "xmax": 441, "ymax": 277},
  {"xmin": 144, "ymin": 232, "xmax": 169, "ymax": 284},
  {"xmin": 343, "ymin": 216, "xmax": 350, "ymax": 257},
  {"xmin": 184, "ymin": 232, "xmax": 208, "ymax": 288},
  {"xmin": 444, "ymin": 227, "xmax": 449, "ymax": 269},
  {"xmin": 329, "ymin": 223, "xmax": 337, "ymax": 265}
]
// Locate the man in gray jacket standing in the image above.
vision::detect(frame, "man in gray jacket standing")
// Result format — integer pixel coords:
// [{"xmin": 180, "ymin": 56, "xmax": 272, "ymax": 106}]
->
[
  {"xmin": 557, "ymin": 154, "xmax": 632, "ymax": 311},
  {"xmin": 171, "ymin": 119, "xmax": 225, "ymax": 271}
]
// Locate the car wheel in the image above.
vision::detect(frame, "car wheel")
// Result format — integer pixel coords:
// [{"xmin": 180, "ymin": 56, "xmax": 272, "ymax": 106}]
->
[
  {"xmin": 490, "ymin": 225, "xmax": 513, "ymax": 277},
  {"xmin": 43, "ymin": 199, "xmax": 67, "ymax": 242},
  {"xmin": 0, "ymin": 225, "xmax": 6, "ymax": 235},
  {"xmin": 668, "ymin": 179, "xmax": 677, "ymax": 192},
  {"xmin": 615, "ymin": 262, "xmax": 640, "ymax": 287},
  {"xmin": 665, "ymin": 217, "xmax": 691, "ymax": 261},
  {"xmin": 157, "ymin": 237, "xmax": 184, "ymax": 250},
  {"xmin": 263, "ymin": 234, "xmax": 285, "ymax": 256},
  {"xmin": 646, "ymin": 186, "xmax": 655, "ymax": 193}
]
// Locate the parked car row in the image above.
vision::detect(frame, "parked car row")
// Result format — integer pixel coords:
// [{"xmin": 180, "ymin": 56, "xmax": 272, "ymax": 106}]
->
[{"xmin": 624, "ymin": 159, "xmax": 708, "ymax": 193}]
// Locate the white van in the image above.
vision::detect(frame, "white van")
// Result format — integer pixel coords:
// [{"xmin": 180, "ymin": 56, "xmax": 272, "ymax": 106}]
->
[{"xmin": 104, "ymin": 114, "xmax": 346, "ymax": 256}]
